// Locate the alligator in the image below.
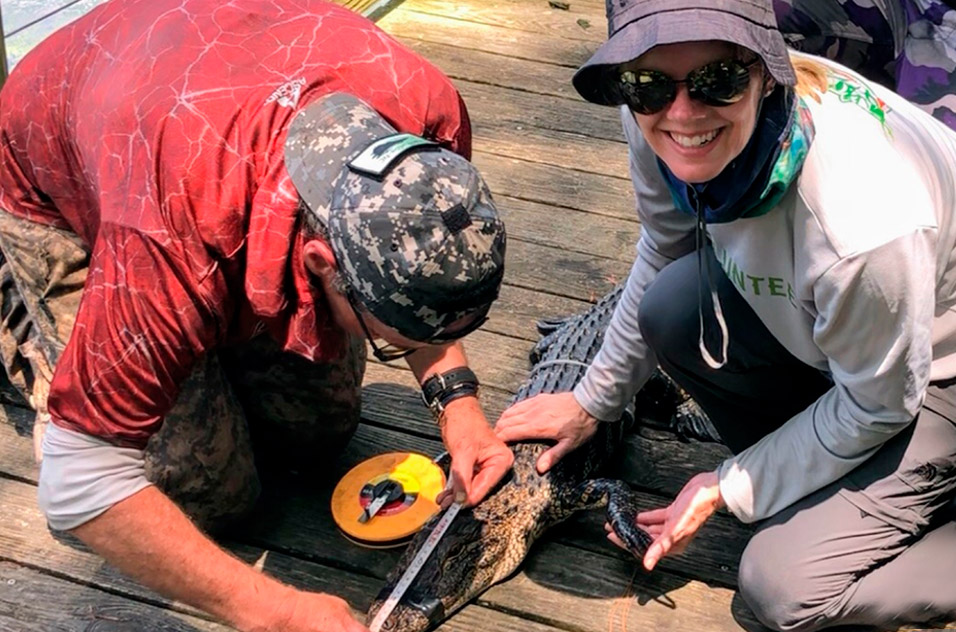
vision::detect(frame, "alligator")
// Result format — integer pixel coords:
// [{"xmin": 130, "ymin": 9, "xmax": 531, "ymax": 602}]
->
[{"xmin": 365, "ymin": 284, "xmax": 717, "ymax": 632}]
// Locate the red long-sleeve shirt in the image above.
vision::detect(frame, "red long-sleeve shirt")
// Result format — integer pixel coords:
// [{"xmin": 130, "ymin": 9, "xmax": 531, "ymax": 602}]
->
[{"xmin": 0, "ymin": 0, "xmax": 470, "ymax": 446}]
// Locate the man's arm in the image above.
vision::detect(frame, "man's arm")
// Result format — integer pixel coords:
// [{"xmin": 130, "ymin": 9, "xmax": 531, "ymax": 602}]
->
[
  {"xmin": 405, "ymin": 342, "xmax": 513, "ymax": 505},
  {"xmin": 73, "ymin": 486, "xmax": 294, "ymax": 630},
  {"xmin": 40, "ymin": 425, "xmax": 367, "ymax": 632}
]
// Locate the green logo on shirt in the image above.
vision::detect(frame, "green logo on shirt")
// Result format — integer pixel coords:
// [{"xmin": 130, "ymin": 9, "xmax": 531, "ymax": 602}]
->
[
  {"xmin": 827, "ymin": 72, "xmax": 891, "ymax": 133},
  {"xmin": 716, "ymin": 249, "xmax": 798, "ymax": 309}
]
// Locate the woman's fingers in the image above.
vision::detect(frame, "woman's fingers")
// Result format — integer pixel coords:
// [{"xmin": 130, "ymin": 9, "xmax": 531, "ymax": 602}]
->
[
  {"xmin": 606, "ymin": 531, "xmax": 625, "ymax": 550},
  {"xmin": 636, "ymin": 507, "xmax": 668, "ymax": 527},
  {"xmin": 643, "ymin": 535, "xmax": 673, "ymax": 571}
]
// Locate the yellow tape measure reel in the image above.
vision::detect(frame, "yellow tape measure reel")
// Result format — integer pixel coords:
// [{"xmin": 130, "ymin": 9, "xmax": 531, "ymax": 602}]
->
[{"xmin": 331, "ymin": 452, "xmax": 446, "ymax": 548}]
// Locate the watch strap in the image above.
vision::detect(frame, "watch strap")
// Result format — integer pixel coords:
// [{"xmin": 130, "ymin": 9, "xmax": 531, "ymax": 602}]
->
[{"xmin": 421, "ymin": 367, "xmax": 479, "ymax": 419}]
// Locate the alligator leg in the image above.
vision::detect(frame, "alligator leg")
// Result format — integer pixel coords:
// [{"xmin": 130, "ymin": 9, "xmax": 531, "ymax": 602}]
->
[{"xmin": 567, "ymin": 479, "xmax": 653, "ymax": 559}]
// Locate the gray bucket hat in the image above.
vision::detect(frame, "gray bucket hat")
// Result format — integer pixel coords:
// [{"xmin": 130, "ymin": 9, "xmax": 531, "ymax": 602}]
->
[
  {"xmin": 284, "ymin": 93, "xmax": 506, "ymax": 343},
  {"xmin": 573, "ymin": 0, "xmax": 796, "ymax": 105}
]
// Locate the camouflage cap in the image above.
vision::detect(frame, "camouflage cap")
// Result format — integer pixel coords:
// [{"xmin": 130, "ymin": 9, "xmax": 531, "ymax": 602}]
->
[{"xmin": 284, "ymin": 93, "xmax": 506, "ymax": 343}]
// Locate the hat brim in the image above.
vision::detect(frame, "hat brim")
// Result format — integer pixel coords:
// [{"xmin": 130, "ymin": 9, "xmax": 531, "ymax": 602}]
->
[{"xmin": 573, "ymin": 8, "xmax": 796, "ymax": 106}]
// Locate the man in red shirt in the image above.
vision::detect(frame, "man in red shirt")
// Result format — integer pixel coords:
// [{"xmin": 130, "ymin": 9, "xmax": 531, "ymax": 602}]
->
[{"xmin": 0, "ymin": 1, "xmax": 511, "ymax": 630}]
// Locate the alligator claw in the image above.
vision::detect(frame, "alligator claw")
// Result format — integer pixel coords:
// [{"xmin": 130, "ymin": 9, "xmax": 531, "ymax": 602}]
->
[
  {"xmin": 574, "ymin": 479, "xmax": 652, "ymax": 560},
  {"xmin": 604, "ymin": 481, "xmax": 652, "ymax": 559}
]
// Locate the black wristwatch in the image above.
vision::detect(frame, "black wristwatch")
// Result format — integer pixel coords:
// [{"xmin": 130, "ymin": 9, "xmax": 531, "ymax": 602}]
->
[{"xmin": 421, "ymin": 367, "xmax": 480, "ymax": 420}]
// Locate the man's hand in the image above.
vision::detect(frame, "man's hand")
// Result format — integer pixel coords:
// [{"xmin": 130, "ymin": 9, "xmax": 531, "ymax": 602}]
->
[
  {"xmin": 405, "ymin": 343, "xmax": 513, "ymax": 507},
  {"xmin": 495, "ymin": 392, "xmax": 598, "ymax": 474},
  {"xmin": 606, "ymin": 470, "xmax": 724, "ymax": 571},
  {"xmin": 266, "ymin": 589, "xmax": 369, "ymax": 632},
  {"xmin": 437, "ymin": 396, "xmax": 513, "ymax": 507}
]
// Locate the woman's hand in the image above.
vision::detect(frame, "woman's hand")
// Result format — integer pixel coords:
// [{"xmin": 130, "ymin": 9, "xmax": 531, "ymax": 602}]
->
[
  {"xmin": 494, "ymin": 392, "xmax": 598, "ymax": 473},
  {"xmin": 606, "ymin": 471, "xmax": 724, "ymax": 571}
]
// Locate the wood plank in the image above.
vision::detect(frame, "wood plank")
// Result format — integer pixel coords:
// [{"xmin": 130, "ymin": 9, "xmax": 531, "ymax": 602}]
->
[
  {"xmin": 0, "ymin": 409, "xmax": 747, "ymax": 592},
  {"xmin": 470, "ymin": 110, "xmax": 630, "ymax": 183},
  {"xmin": 475, "ymin": 153, "xmax": 634, "ymax": 228},
  {"xmin": 239, "ymin": 424, "xmax": 756, "ymax": 626},
  {"xmin": 464, "ymin": 80, "xmax": 627, "ymax": 146},
  {"xmin": 0, "ymin": 374, "xmax": 756, "ymax": 594},
  {"xmin": 479, "ymin": 541, "xmax": 758, "ymax": 632},
  {"xmin": 240, "ymin": 418, "xmax": 749, "ymax": 586},
  {"xmin": 617, "ymin": 427, "xmax": 733, "ymax": 497},
  {"xmin": 486, "ymin": 283, "xmax": 592, "ymax": 342},
  {"xmin": 502, "ymin": 238, "xmax": 631, "ymax": 303},
  {"xmin": 379, "ymin": 7, "xmax": 599, "ymax": 68},
  {"xmin": 336, "ymin": 0, "xmax": 404, "ymax": 21},
  {"xmin": 403, "ymin": 0, "xmax": 607, "ymax": 44},
  {"xmin": 500, "ymin": 195, "xmax": 638, "ymax": 262},
  {"xmin": 0, "ymin": 561, "xmax": 232, "ymax": 632},
  {"xmin": 0, "ymin": 478, "xmax": 753, "ymax": 632},
  {"xmin": 395, "ymin": 38, "xmax": 581, "ymax": 100},
  {"xmin": 0, "ymin": 402, "xmax": 37, "ymax": 482}
]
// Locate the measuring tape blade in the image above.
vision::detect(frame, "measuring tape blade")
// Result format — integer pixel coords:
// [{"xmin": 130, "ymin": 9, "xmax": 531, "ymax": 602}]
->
[{"xmin": 368, "ymin": 501, "xmax": 462, "ymax": 632}]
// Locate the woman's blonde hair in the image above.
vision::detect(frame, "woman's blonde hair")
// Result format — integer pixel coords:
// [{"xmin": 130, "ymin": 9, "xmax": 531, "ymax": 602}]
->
[{"xmin": 790, "ymin": 54, "xmax": 828, "ymax": 103}]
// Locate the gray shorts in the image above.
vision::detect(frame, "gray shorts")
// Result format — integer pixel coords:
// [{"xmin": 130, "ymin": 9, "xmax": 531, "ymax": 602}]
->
[{"xmin": 0, "ymin": 210, "xmax": 366, "ymax": 532}]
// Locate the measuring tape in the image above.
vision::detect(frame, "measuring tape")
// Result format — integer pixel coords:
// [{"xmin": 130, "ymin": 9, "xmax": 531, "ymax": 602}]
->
[{"xmin": 368, "ymin": 501, "xmax": 462, "ymax": 632}]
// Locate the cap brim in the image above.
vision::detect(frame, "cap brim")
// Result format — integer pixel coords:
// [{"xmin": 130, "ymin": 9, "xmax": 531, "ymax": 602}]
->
[{"xmin": 572, "ymin": 8, "xmax": 796, "ymax": 105}]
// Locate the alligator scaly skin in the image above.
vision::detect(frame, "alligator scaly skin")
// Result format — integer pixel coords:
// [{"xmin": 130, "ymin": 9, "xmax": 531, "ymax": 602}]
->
[{"xmin": 366, "ymin": 285, "xmax": 716, "ymax": 632}]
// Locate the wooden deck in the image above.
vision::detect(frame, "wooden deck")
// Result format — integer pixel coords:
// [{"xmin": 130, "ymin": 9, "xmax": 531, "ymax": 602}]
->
[{"xmin": 0, "ymin": 1, "xmax": 939, "ymax": 631}]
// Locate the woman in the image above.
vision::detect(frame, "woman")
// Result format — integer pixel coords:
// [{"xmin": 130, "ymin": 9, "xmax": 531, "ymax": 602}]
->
[{"xmin": 495, "ymin": 1, "xmax": 956, "ymax": 630}]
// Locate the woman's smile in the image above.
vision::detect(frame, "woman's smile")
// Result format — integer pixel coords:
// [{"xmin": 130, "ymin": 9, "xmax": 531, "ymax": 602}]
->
[{"xmin": 666, "ymin": 128, "xmax": 723, "ymax": 150}]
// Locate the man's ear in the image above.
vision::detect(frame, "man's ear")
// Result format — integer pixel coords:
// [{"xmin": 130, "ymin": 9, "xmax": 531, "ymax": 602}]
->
[{"xmin": 303, "ymin": 239, "xmax": 338, "ymax": 282}]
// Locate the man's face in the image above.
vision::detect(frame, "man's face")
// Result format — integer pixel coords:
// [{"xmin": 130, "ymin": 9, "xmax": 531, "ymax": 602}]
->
[
  {"xmin": 323, "ymin": 284, "xmax": 427, "ymax": 356},
  {"xmin": 304, "ymin": 236, "xmax": 485, "ymax": 359}
]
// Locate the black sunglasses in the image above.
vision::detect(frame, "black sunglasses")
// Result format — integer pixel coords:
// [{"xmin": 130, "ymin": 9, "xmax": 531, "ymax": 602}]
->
[
  {"xmin": 618, "ymin": 58, "xmax": 760, "ymax": 115},
  {"xmin": 344, "ymin": 289, "xmax": 417, "ymax": 362}
]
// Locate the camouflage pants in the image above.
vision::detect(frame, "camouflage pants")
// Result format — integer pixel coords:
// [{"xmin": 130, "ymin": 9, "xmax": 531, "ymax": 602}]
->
[
  {"xmin": 775, "ymin": 0, "xmax": 956, "ymax": 131},
  {"xmin": 0, "ymin": 210, "xmax": 366, "ymax": 532}
]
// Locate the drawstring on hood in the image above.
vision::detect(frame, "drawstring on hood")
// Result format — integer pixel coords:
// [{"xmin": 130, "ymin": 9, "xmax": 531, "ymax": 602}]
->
[
  {"xmin": 660, "ymin": 87, "xmax": 814, "ymax": 369},
  {"xmin": 691, "ymin": 184, "xmax": 732, "ymax": 368}
]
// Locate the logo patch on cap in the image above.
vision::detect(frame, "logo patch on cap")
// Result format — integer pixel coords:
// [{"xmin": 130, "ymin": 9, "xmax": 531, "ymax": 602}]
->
[{"xmin": 348, "ymin": 133, "xmax": 439, "ymax": 179}]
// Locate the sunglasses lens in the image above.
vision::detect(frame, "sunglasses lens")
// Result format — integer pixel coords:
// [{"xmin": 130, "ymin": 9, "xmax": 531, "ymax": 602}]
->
[
  {"xmin": 618, "ymin": 59, "xmax": 755, "ymax": 113},
  {"xmin": 619, "ymin": 69, "xmax": 675, "ymax": 115},
  {"xmin": 689, "ymin": 60, "xmax": 753, "ymax": 105}
]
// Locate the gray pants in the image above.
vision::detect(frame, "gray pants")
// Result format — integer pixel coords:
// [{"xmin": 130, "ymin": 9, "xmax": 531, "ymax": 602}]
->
[
  {"xmin": 0, "ymin": 210, "xmax": 366, "ymax": 533},
  {"xmin": 640, "ymin": 248, "xmax": 956, "ymax": 631}
]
